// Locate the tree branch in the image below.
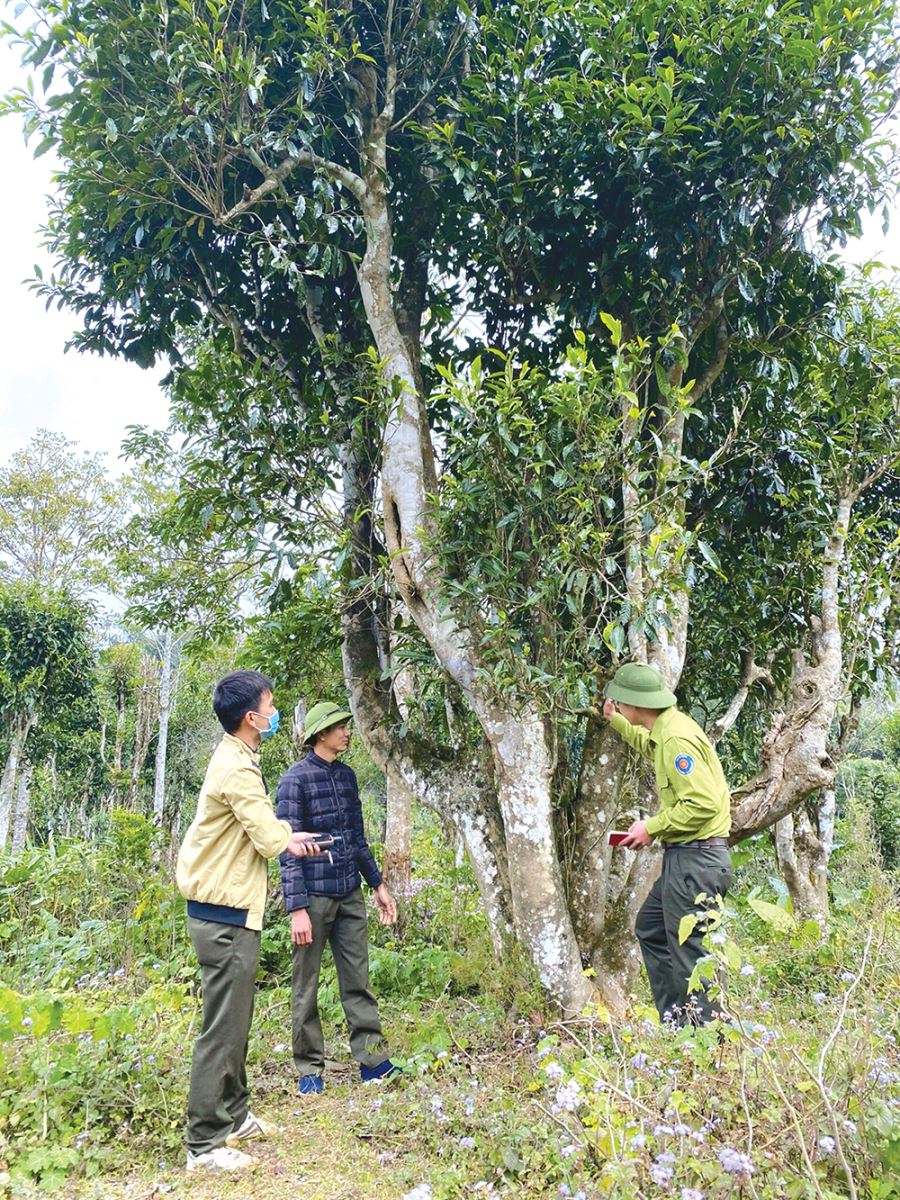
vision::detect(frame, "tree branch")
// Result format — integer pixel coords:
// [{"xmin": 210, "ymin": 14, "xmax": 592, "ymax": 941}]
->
[
  {"xmin": 219, "ymin": 150, "xmax": 366, "ymax": 222},
  {"xmin": 689, "ymin": 314, "xmax": 732, "ymax": 404},
  {"xmin": 708, "ymin": 647, "xmax": 775, "ymax": 746}
]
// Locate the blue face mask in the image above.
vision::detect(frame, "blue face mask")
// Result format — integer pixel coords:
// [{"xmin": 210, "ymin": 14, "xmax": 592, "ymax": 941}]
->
[{"xmin": 253, "ymin": 709, "xmax": 280, "ymax": 740}]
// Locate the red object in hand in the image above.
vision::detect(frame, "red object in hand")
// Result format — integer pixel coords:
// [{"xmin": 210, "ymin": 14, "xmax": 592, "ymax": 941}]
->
[{"xmin": 608, "ymin": 831, "xmax": 630, "ymax": 846}]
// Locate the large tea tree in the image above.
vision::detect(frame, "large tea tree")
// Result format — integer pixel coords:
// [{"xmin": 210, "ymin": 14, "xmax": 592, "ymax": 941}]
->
[{"xmin": 6, "ymin": 0, "xmax": 899, "ymax": 1008}]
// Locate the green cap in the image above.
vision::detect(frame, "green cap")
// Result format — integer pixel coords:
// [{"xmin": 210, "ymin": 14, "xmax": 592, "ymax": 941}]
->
[
  {"xmin": 303, "ymin": 700, "xmax": 353, "ymax": 744},
  {"xmin": 605, "ymin": 663, "xmax": 677, "ymax": 709}
]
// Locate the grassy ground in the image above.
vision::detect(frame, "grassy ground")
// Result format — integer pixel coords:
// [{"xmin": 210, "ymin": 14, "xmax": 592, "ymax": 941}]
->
[
  {"xmin": 3, "ymin": 819, "xmax": 900, "ymax": 1200},
  {"xmin": 51, "ymin": 1007, "xmax": 560, "ymax": 1200}
]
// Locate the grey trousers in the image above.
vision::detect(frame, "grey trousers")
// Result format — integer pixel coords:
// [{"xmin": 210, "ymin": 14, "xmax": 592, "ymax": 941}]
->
[
  {"xmin": 635, "ymin": 843, "xmax": 734, "ymax": 1025},
  {"xmin": 186, "ymin": 917, "xmax": 260, "ymax": 1154},
  {"xmin": 291, "ymin": 888, "xmax": 386, "ymax": 1076}
]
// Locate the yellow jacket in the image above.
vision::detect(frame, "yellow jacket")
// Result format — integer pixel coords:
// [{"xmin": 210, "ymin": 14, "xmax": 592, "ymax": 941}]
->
[{"xmin": 176, "ymin": 733, "xmax": 292, "ymax": 930}]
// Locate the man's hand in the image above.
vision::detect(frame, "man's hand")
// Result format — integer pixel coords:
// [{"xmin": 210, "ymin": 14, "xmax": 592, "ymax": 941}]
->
[
  {"xmin": 622, "ymin": 819, "xmax": 654, "ymax": 849},
  {"xmin": 291, "ymin": 908, "xmax": 313, "ymax": 946},
  {"xmin": 373, "ymin": 884, "xmax": 397, "ymax": 926},
  {"xmin": 602, "ymin": 698, "xmax": 617, "ymax": 721},
  {"xmin": 286, "ymin": 831, "xmax": 326, "ymax": 857}
]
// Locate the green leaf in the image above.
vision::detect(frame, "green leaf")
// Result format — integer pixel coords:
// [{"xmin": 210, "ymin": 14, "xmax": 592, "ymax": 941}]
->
[
  {"xmin": 748, "ymin": 897, "xmax": 797, "ymax": 933},
  {"xmin": 678, "ymin": 913, "xmax": 698, "ymax": 944},
  {"xmin": 696, "ymin": 539, "xmax": 723, "ymax": 574},
  {"xmin": 603, "ymin": 622, "xmax": 626, "ymax": 654},
  {"xmin": 600, "ymin": 312, "xmax": 623, "ymax": 347}
]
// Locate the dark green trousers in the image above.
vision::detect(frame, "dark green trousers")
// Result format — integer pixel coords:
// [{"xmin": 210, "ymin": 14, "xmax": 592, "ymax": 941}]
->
[
  {"xmin": 186, "ymin": 917, "xmax": 260, "ymax": 1154},
  {"xmin": 292, "ymin": 888, "xmax": 386, "ymax": 1076},
  {"xmin": 635, "ymin": 843, "xmax": 733, "ymax": 1026}
]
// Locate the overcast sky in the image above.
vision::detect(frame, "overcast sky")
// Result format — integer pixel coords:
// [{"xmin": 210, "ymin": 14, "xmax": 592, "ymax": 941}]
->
[{"xmin": 1, "ymin": 33, "xmax": 899, "ymax": 475}]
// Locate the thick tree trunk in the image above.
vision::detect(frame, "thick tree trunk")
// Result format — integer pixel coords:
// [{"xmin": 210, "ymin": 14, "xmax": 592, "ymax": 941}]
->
[
  {"xmin": 569, "ymin": 718, "xmax": 636, "ymax": 1007},
  {"xmin": 770, "ymin": 694, "xmax": 855, "ymax": 919},
  {"xmin": 0, "ymin": 749, "xmax": 15, "ymax": 851},
  {"xmin": 337, "ymin": 427, "xmax": 512, "ymax": 950},
  {"xmin": 489, "ymin": 707, "xmax": 594, "ymax": 1011},
  {"xmin": 342, "ymin": 584, "xmax": 516, "ymax": 951},
  {"xmin": 382, "ymin": 773, "xmax": 413, "ymax": 896},
  {"xmin": 732, "ymin": 495, "xmax": 851, "ymax": 839},
  {"xmin": 153, "ymin": 629, "xmax": 176, "ymax": 826},
  {"xmin": 774, "ymin": 792, "xmax": 834, "ymax": 921},
  {"xmin": 11, "ymin": 759, "xmax": 31, "ymax": 854},
  {"xmin": 381, "ymin": 625, "xmax": 415, "ymax": 898},
  {"xmin": 0, "ymin": 716, "xmax": 33, "ymax": 851}
]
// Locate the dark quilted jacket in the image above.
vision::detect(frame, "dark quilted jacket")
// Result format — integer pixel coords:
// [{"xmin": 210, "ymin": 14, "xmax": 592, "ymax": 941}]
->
[{"xmin": 275, "ymin": 751, "xmax": 382, "ymax": 911}]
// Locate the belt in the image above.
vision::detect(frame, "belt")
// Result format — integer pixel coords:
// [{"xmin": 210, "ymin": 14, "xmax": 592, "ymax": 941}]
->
[{"xmin": 664, "ymin": 836, "xmax": 729, "ymax": 850}]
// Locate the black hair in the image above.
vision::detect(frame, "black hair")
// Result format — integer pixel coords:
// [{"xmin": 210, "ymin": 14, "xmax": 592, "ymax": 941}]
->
[{"xmin": 213, "ymin": 670, "xmax": 273, "ymax": 733}]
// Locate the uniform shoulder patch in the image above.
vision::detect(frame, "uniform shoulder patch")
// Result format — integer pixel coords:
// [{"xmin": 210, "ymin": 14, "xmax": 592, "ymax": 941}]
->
[{"xmin": 674, "ymin": 753, "xmax": 694, "ymax": 776}]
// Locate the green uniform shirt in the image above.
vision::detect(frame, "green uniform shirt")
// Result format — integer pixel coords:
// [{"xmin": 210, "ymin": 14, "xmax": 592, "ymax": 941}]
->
[{"xmin": 609, "ymin": 707, "xmax": 732, "ymax": 842}]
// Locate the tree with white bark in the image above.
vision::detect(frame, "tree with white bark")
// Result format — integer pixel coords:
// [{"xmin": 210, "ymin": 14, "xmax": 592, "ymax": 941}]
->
[
  {"xmin": 98, "ymin": 641, "xmax": 143, "ymax": 805},
  {"xmin": 7, "ymin": 0, "xmax": 900, "ymax": 1007}
]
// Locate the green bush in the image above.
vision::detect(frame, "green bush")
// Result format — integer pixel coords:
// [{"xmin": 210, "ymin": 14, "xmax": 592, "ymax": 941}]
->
[
  {"xmin": 838, "ymin": 757, "xmax": 900, "ymax": 875},
  {"xmin": 0, "ymin": 814, "xmax": 189, "ymax": 993},
  {"xmin": 883, "ymin": 711, "xmax": 900, "ymax": 766},
  {"xmin": 0, "ymin": 980, "xmax": 192, "ymax": 1191}
]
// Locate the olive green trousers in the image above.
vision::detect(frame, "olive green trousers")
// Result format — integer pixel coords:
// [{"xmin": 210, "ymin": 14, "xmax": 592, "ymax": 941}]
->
[
  {"xmin": 635, "ymin": 843, "xmax": 733, "ymax": 1026},
  {"xmin": 185, "ymin": 917, "xmax": 260, "ymax": 1154},
  {"xmin": 291, "ymin": 888, "xmax": 386, "ymax": 1076}
]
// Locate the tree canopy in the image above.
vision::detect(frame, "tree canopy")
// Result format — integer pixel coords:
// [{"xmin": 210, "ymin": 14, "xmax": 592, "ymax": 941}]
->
[{"xmin": 5, "ymin": 0, "xmax": 900, "ymax": 1008}]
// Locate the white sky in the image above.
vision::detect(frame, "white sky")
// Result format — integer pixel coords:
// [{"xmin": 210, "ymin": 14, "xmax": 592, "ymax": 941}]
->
[
  {"xmin": 0, "ymin": 37, "xmax": 170, "ymax": 472},
  {"xmin": 1, "ymin": 34, "xmax": 899, "ymax": 472}
]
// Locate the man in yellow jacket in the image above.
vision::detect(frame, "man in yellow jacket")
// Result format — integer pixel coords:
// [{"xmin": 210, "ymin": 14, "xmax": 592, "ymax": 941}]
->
[
  {"xmin": 603, "ymin": 663, "xmax": 733, "ymax": 1026},
  {"xmin": 177, "ymin": 670, "xmax": 319, "ymax": 1173}
]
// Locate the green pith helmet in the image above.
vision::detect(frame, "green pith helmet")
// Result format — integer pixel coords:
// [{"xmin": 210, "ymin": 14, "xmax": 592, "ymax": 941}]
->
[
  {"xmin": 605, "ymin": 663, "xmax": 677, "ymax": 709},
  {"xmin": 303, "ymin": 701, "xmax": 353, "ymax": 745}
]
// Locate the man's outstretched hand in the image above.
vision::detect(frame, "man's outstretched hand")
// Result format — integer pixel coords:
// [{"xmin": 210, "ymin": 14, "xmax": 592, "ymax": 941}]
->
[
  {"xmin": 602, "ymin": 699, "xmax": 617, "ymax": 721},
  {"xmin": 622, "ymin": 819, "xmax": 654, "ymax": 849},
  {"xmin": 374, "ymin": 884, "xmax": 397, "ymax": 926},
  {"xmin": 286, "ymin": 831, "xmax": 327, "ymax": 858}
]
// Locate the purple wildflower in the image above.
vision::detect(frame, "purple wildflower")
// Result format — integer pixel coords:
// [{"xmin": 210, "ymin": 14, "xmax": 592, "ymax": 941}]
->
[
  {"xmin": 718, "ymin": 1147, "xmax": 753, "ymax": 1176},
  {"xmin": 649, "ymin": 1162, "xmax": 674, "ymax": 1187}
]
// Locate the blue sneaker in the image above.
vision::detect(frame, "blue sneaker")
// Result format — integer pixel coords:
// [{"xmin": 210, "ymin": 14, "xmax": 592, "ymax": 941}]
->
[
  {"xmin": 360, "ymin": 1059, "xmax": 400, "ymax": 1082},
  {"xmin": 297, "ymin": 1074, "xmax": 324, "ymax": 1095}
]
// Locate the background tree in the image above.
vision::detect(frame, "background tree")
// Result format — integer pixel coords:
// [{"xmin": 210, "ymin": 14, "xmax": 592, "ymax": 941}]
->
[
  {"xmin": 6, "ymin": 0, "xmax": 900, "ymax": 1008},
  {"xmin": 109, "ymin": 463, "xmax": 253, "ymax": 826},
  {"xmin": 98, "ymin": 641, "xmax": 142, "ymax": 805},
  {"xmin": 0, "ymin": 428, "xmax": 120, "ymax": 595},
  {"xmin": 0, "ymin": 583, "xmax": 96, "ymax": 850}
]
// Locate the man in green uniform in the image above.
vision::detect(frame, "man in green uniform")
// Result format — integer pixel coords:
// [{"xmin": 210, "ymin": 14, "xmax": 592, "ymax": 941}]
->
[{"xmin": 603, "ymin": 662, "xmax": 733, "ymax": 1025}]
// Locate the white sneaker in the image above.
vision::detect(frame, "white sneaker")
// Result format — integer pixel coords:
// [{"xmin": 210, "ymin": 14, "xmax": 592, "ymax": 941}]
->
[
  {"xmin": 225, "ymin": 1111, "xmax": 281, "ymax": 1147},
  {"xmin": 186, "ymin": 1145, "xmax": 255, "ymax": 1172}
]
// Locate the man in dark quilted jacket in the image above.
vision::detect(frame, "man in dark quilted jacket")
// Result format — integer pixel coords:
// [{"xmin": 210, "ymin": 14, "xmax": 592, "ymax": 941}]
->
[{"xmin": 276, "ymin": 701, "xmax": 398, "ymax": 1094}]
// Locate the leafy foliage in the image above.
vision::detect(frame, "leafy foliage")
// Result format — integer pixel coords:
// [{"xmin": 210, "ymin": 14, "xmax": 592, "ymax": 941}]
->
[
  {"xmin": 0, "ymin": 429, "xmax": 120, "ymax": 595},
  {"xmin": 0, "ymin": 584, "xmax": 96, "ymax": 748}
]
